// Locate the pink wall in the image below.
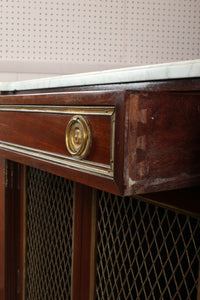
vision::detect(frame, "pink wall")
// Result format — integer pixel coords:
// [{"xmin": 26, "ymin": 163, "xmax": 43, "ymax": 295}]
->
[{"xmin": 0, "ymin": 0, "xmax": 199, "ymax": 80}]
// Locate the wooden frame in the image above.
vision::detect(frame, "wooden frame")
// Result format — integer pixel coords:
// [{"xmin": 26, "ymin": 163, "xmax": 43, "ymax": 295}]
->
[
  {"xmin": 0, "ymin": 77, "xmax": 199, "ymax": 299},
  {"xmin": 0, "ymin": 85, "xmax": 200, "ymax": 196}
]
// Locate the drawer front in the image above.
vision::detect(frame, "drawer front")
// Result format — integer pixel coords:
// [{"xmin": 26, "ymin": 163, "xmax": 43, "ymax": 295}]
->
[{"xmin": 0, "ymin": 105, "xmax": 115, "ymax": 178}]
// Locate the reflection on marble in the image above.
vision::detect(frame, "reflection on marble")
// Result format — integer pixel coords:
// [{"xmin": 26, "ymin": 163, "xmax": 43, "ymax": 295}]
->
[{"xmin": 0, "ymin": 59, "xmax": 199, "ymax": 91}]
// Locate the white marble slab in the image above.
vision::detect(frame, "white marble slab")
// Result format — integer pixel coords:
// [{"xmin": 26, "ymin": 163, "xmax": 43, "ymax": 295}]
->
[{"xmin": 0, "ymin": 59, "xmax": 199, "ymax": 91}]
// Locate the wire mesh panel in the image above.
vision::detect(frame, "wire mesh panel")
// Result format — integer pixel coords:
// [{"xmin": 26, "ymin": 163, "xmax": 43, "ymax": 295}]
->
[
  {"xmin": 26, "ymin": 167, "xmax": 74, "ymax": 300},
  {"xmin": 96, "ymin": 192, "xmax": 200, "ymax": 299}
]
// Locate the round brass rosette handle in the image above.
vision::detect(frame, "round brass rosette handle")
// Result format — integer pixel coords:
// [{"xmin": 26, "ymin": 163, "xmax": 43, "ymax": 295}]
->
[{"xmin": 65, "ymin": 116, "xmax": 91, "ymax": 159}]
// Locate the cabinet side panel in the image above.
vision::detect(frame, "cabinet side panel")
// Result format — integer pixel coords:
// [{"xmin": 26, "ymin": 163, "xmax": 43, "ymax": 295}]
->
[
  {"xmin": 126, "ymin": 92, "xmax": 200, "ymax": 195},
  {"xmin": 0, "ymin": 159, "xmax": 5, "ymax": 299},
  {"xmin": 5, "ymin": 162, "xmax": 21, "ymax": 300}
]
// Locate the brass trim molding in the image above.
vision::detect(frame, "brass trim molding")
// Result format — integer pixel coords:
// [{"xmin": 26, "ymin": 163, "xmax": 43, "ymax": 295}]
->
[
  {"xmin": 0, "ymin": 141, "xmax": 114, "ymax": 178},
  {"xmin": 0, "ymin": 105, "xmax": 115, "ymax": 116}
]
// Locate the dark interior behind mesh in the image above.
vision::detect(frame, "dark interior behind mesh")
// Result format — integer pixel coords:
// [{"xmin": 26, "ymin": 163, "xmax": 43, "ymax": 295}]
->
[
  {"xmin": 26, "ymin": 167, "xmax": 74, "ymax": 300},
  {"xmin": 96, "ymin": 192, "xmax": 200, "ymax": 300}
]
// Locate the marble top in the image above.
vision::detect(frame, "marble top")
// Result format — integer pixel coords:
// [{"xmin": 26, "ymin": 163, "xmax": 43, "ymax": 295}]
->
[{"xmin": 0, "ymin": 59, "xmax": 199, "ymax": 91}]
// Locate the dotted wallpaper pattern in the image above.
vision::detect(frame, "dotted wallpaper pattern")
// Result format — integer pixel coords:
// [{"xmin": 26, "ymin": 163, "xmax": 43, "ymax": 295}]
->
[{"xmin": 0, "ymin": 0, "xmax": 200, "ymax": 67}]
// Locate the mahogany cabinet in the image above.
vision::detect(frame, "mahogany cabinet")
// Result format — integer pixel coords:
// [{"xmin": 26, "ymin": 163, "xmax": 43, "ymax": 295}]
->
[{"xmin": 0, "ymin": 77, "xmax": 200, "ymax": 299}]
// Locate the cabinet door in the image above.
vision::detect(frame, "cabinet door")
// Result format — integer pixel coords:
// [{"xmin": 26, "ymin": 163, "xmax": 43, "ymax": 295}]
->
[
  {"xmin": 94, "ymin": 191, "xmax": 200, "ymax": 299},
  {"xmin": 5, "ymin": 162, "xmax": 96, "ymax": 300},
  {"xmin": 4, "ymin": 162, "xmax": 200, "ymax": 299}
]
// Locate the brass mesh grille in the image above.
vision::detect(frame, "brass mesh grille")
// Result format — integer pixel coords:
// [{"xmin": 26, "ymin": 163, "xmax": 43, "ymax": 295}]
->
[
  {"xmin": 26, "ymin": 167, "xmax": 74, "ymax": 300},
  {"xmin": 96, "ymin": 192, "xmax": 200, "ymax": 299}
]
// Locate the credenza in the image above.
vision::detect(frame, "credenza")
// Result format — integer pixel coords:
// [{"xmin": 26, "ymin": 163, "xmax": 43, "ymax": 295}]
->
[{"xmin": 0, "ymin": 60, "xmax": 200, "ymax": 299}]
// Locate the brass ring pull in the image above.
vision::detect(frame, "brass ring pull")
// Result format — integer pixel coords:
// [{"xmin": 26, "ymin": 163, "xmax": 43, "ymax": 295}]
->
[{"xmin": 65, "ymin": 116, "xmax": 91, "ymax": 159}]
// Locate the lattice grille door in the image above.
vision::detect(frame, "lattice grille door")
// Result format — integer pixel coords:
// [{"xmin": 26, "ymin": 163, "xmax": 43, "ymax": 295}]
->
[
  {"xmin": 96, "ymin": 192, "xmax": 200, "ymax": 299},
  {"xmin": 26, "ymin": 167, "xmax": 74, "ymax": 299}
]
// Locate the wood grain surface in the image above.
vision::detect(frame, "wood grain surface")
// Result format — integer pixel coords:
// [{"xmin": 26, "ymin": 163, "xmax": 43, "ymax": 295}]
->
[{"xmin": 0, "ymin": 84, "xmax": 200, "ymax": 198}]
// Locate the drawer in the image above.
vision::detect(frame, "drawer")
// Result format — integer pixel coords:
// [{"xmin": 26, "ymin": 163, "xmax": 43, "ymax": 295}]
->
[{"xmin": 0, "ymin": 105, "xmax": 115, "ymax": 178}]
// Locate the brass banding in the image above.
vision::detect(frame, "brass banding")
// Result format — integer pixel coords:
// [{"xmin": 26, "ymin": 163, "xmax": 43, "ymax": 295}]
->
[{"xmin": 65, "ymin": 115, "xmax": 91, "ymax": 159}]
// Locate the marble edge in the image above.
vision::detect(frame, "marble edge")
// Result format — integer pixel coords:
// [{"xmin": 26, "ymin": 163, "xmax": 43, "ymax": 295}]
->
[{"xmin": 0, "ymin": 59, "xmax": 200, "ymax": 91}]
